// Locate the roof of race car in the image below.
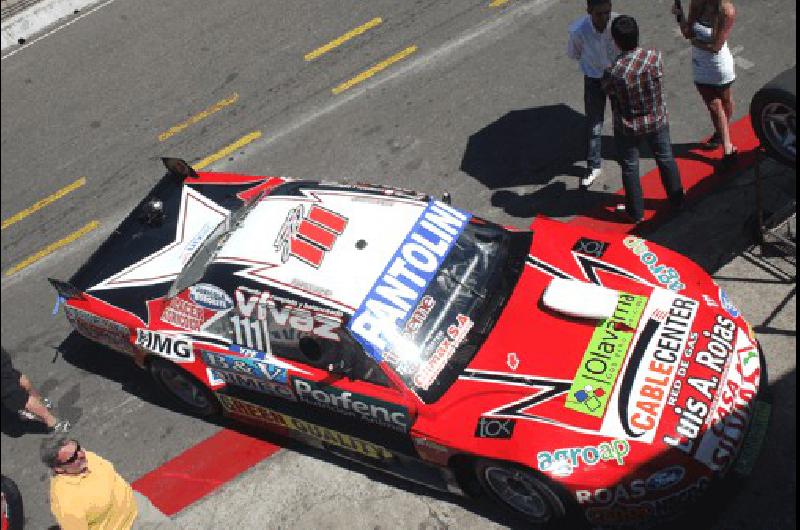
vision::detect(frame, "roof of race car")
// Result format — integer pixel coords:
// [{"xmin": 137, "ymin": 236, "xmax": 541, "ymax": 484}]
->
[{"xmin": 213, "ymin": 187, "xmax": 448, "ymax": 313}]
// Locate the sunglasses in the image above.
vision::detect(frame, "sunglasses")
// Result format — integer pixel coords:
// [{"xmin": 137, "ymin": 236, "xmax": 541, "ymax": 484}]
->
[{"xmin": 59, "ymin": 443, "xmax": 82, "ymax": 465}]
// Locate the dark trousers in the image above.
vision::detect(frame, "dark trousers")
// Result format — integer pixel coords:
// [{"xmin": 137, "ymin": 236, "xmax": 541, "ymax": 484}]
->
[
  {"xmin": 584, "ymin": 76, "xmax": 607, "ymax": 170},
  {"xmin": 614, "ymin": 125, "xmax": 684, "ymax": 221}
]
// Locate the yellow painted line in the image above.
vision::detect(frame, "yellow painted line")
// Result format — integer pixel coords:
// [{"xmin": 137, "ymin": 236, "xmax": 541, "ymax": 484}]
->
[
  {"xmin": 158, "ymin": 93, "xmax": 240, "ymax": 142},
  {"xmin": 194, "ymin": 131, "xmax": 263, "ymax": 170},
  {"xmin": 489, "ymin": 0, "xmax": 510, "ymax": 7},
  {"xmin": 332, "ymin": 45, "xmax": 417, "ymax": 95},
  {"xmin": 5, "ymin": 220, "xmax": 99, "ymax": 276},
  {"xmin": 305, "ymin": 17, "xmax": 383, "ymax": 61},
  {"xmin": 2, "ymin": 177, "xmax": 87, "ymax": 231}
]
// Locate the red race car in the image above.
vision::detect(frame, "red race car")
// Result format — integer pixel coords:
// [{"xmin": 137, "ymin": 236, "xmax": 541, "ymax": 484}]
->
[{"xmin": 50, "ymin": 159, "xmax": 770, "ymax": 527}]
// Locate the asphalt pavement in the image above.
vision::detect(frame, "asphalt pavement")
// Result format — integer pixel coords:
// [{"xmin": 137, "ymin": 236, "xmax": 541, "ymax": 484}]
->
[{"xmin": 1, "ymin": 1, "xmax": 795, "ymax": 529}]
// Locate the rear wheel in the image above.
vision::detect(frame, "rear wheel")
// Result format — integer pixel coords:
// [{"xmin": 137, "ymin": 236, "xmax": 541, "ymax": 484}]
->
[
  {"xmin": 148, "ymin": 357, "xmax": 220, "ymax": 417},
  {"xmin": 474, "ymin": 459, "xmax": 569, "ymax": 526}
]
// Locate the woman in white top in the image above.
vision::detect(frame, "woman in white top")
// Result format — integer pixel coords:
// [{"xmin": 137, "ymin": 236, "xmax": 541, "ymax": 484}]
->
[{"xmin": 673, "ymin": 0, "xmax": 738, "ymax": 165}]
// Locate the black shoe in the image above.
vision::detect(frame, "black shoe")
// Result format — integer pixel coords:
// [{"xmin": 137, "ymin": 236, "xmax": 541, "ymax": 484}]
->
[
  {"xmin": 720, "ymin": 148, "xmax": 739, "ymax": 170},
  {"xmin": 615, "ymin": 204, "xmax": 643, "ymax": 224},
  {"xmin": 700, "ymin": 132, "xmax": 721, "ymax": 150},
  {"xmin": 670, "ymin": 190, "xmax": 685, "ymax": 210}
]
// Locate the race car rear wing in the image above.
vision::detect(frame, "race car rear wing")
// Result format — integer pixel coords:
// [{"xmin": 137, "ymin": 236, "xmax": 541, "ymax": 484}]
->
[
  {"xmin": 48, "ymin": 278, "xmax": 85, "ymax": 300},
  {"xmin": 64, "ymin": 158, "xmax": 198, "ymax": 293}
]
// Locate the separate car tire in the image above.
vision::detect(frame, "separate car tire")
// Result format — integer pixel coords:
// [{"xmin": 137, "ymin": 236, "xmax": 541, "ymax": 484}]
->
[
  {"xmin": 148, "ymin": 357, "xmax": 220, "ymax": 417},
  {"xmin": 1, "ymin": 475, "xmax": 24, "ymax": 530},
  {"xmin": 474, "ymin": 459, "xmax": 573, "ymax": 527},
  {"xmin": 750, "ymin": 66, "xmax": 796, "ymax": 167}
]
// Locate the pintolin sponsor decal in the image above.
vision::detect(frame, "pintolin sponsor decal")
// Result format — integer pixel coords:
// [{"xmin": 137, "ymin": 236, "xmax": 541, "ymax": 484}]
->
[{"xmin": 348, "ymin": 200, "xmax": 471, "ymax": 361}]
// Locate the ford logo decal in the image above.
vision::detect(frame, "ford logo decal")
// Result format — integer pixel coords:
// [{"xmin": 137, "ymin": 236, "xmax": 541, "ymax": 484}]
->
[
  {"xmin": 719, "ymin": 288, "xmax": 740, "ymax": 318},
  {"xmin": 189, "ymin": 284, "xmax": 233, "ymax": 311},
  {"xmin": 646, "ymin": 466, "xmax": 685, "ymax": 491}
]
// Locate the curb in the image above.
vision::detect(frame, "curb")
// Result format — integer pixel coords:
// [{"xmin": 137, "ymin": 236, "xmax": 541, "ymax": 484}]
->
[{"xmin": 1, "ymin": 0, "xmax": 101, "ymax": 51}]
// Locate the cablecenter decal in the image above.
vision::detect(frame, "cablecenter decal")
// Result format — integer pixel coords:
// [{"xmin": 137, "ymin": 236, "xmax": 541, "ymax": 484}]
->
[{"xmin": 566, "ymin": 294, "xmax": 647, "ymax": 418}]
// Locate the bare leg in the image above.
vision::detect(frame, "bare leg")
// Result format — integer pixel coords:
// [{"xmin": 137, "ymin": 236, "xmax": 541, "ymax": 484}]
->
[
  {"xmin": 18, "ymin": 374, "xmax": 41, "ymax": 399},
  {"xmin": 698, "ymin": 84, "xmax": 735, "ymax": 155},
  {"xmin": 24, "ymin": 394, "xmax": 57, "ymax": 428}
]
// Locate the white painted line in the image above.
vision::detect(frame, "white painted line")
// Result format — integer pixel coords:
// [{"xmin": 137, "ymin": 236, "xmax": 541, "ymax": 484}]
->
[{"xmin": 2, "ymin": 0, "xmax": 119, "ymax": 59}]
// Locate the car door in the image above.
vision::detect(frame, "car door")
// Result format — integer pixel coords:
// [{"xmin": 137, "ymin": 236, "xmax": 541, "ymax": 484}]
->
[{"xmin": 211, "ymin": 294, "xmax": 420, "ymax": 459}]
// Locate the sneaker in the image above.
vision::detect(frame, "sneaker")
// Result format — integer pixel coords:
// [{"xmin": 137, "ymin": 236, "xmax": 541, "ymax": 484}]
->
[
  {"xmin": 580, "ymin": 168, "xmax": 601, "ymax": 190},
  {"xmin": 18, "ymin": 409, "xmax": 37, "ymax": 421},
  {"xmin": 50, "ymin": 419, "xmax": 71, "ymax": 434}
]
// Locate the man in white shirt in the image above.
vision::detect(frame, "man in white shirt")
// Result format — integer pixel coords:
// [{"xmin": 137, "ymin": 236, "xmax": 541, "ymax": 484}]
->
[{"xmin": 567, "ymin": 0, "xmax": 618, "ymax": 189}]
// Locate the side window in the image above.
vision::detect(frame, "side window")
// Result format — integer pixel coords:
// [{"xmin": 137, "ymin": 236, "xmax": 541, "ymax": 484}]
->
[{"xmin": 358, "ymin": 353, "xmax": 391, "ymax": 387}]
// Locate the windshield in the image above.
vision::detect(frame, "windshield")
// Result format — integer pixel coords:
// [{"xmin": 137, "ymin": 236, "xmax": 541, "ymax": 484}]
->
[
  {"xmin": 168, "ymin": 192, "xmax": 264, "ymax": 297},
  {"xmin": 377, "ymin": 220, "xmax": 530, "ymax": 403}
]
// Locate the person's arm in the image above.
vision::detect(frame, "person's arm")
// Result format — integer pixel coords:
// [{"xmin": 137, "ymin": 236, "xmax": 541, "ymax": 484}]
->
[
  {"xmin": 676, "ymin": 0, "xmax": 703, "ymax": 39},
  {"xmin": 566, "ymin": 24, "xmax": 582, "ymax": 61}
]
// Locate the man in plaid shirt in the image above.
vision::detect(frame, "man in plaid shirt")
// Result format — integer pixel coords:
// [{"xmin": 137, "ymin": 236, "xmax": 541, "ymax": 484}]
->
[{"xmin": 603, "ymin": 15, "xmax": 684, "ymax": 223}]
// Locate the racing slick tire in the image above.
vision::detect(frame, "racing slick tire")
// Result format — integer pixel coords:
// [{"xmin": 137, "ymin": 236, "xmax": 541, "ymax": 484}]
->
[
  {"xmin": 473, "ymin": 459, "xmax": 577, "ymax": 527},
  {"xmin": 148, "ymin": 358, "xmax": 220, "ymax": 417},
  {"xmin": 1, "ymin": 474, "xmax": 24, "ymax": 530},
  {"xmin": 749, "ymin": 66, "xmax": 796, "ymax": 167}
]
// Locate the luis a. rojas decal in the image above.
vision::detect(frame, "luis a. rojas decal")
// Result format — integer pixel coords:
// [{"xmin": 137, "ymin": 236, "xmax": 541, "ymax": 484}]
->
[{"xmin": 661, "ymin": 318, "xmax": 761, "ymax": 473}]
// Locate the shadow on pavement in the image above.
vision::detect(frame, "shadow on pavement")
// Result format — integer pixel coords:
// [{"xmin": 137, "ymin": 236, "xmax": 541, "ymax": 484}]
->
[{"xmin": 460, "ymin": 105, "xmax": 724, "ymax": 221}]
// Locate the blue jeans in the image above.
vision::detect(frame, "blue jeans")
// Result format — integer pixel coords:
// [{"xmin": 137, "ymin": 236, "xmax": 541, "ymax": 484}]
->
[
  {"xmin": 584, "ymin": 76, "xmax": 607, "ymax": 170},
  {"xmin": 614, "ymin": 125, "xmax": 684, "ymax": 221}
]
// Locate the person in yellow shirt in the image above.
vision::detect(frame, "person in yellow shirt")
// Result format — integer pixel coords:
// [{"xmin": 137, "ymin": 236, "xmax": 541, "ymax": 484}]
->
[{"xmin": 40, "ymin": 437, "xmax": 178, "ymax": 529}]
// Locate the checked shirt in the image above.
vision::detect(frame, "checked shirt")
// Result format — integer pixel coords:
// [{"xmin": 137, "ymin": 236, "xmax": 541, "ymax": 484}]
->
[{"xmin": 604, "ymin": 47, "xmax": 669, "ymax": 136}]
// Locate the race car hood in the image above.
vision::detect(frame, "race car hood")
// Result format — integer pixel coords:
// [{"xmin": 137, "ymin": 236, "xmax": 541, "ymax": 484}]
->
[{"xmin": 424, "ymin": 217, "xmax": 762, "ymax": 478}]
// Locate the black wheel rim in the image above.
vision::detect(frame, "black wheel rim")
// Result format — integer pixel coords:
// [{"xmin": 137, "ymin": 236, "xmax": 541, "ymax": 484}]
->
[
  {"xmin": 761, "ymin": 102, "xmax": 797, "ymax": 161},
  {"xmin": 156, "ymin": 364, "xmax": 210, "ymax": 411},
  {"xmin": 484, "ymin": 466, "xmax": 564, "ymax": 522}
]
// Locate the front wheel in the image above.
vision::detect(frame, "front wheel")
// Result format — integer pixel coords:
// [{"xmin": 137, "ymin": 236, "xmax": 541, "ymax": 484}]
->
[
  {"xmin": 148, "ymin": 358, "xmax": 220, "ymax": 417},
  {"xmin": 474, "ymin": 459, "xmax": 571, "ymax": 527},
  {"xmin": 1, "ymin": 475, "xmax": 24, "ymax": 530},
  {"xmin": 749, "ymin": 66, "xmax": 796, "ymax": 167}
]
